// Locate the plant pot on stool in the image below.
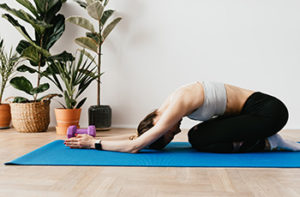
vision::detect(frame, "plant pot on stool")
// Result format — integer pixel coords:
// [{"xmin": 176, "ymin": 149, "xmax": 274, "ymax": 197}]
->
[
  {"xmin": 66, "ymin": 1, "xmax": 122, "ymax": 132},
  {"xmin": 89, "ymin": 105, "xmax": 111, "ymax": 130}
]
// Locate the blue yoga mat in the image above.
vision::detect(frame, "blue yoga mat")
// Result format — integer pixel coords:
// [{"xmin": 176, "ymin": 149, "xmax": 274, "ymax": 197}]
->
[{"xmin": 5, "ymin": 140, "xmax": 300, "ymax": 168}]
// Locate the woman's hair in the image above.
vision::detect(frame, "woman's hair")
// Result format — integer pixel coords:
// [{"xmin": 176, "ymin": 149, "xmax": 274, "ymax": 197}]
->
[{"xmin": 133, "ymin": 109, "xmax": 167, "ymax": 150}]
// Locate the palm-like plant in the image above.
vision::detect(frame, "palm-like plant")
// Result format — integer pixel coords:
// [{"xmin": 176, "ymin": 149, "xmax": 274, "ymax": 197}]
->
[
  {"xmin": 46, "ymin": 50, "xmax": 98, "ymax": 109},
  {"xmin": 0, "ymin": 0, "xmax": 73, "ymax": 103},
  {"xmin": 0, "ymin": 38, "xmax": 21, "ymax": 104},
  {"xmin": 67, "ymin": 0, "xmax": 122, "ymax": 106}
]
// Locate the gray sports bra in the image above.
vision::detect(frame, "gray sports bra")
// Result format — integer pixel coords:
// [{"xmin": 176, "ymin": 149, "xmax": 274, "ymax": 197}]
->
[{"xmin": 187, "ymin": 81, "xmax": 227, "ymax": 121}]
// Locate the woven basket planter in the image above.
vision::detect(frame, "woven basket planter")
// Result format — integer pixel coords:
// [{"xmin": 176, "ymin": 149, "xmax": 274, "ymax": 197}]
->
[
  {"xmin": 9, "ymin": 101, "xmax": 50, "ymax": 133},
  {"xmin": 6, "ymin": 95, "xmax": 57, "ymax": 133}
]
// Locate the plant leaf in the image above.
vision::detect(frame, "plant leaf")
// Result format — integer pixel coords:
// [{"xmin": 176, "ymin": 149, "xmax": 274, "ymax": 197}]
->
[
  {"xmin": 101, "ymin": 9, "xmax": 114, "ymax": 26},
  {"xmin": 57, "ymin": 100, "xmax": 66, "ymax": 108},
  {"xmin": 86, "ymin": 32, "xmax": 101, "ymax": 44},
  {"xmin": 30, "ymin": 83, "xmax": 50, "ymax": 94},
  {"xmin": 2, "ymin": 14, "xmax": 51, "ymax": 57},
  {"xmin": 43, "ymin": 63, "xmax": 64, "ymax": 92},
  {"xmin": 64, "ymin": 90, "xmax": 76, "ymax": 109},
  {"xmin": 46, "ymin": 0, "xmax": 63, "ymax": 21},
  {"xmin": 13, "ymin": 96, "xmax": 29, "ymax": 103},
  {"xmin": 104, "ymin": 0, "xmax": 109, "ymax": 7},
  {"xmin": 102, "ymin": 17, "xmax": 121, "ymax": 40},
  {"xmin": 10, "ymin": 76, "xmax": 33, "ymax": 95},
  {"xmin": 21, "ymin": 45, "xmax": 39, "ymax": 63},
  {"xmin": 86, "ymin": 0, "xmax": 96, "ymax": 6},
  {"xmin": 16, "ymin": 40, "xmax": 30, "ymax": 55},
  {"xmin": 48, "ymin": 51, "xmax": 75, "ymax": 62},
  {"xmin": 17, "ymin": 65, "xmax": 37, "ymax": 73},
  {"xmin": 0, "ymin": 4, "xmax": 52, "ymax": 35},
  {"xmin": 37, "ymin": 93, "xmax": 62, "ymax": 102},
  {"xmin": 34, "ymin": 0, "xmax": 47, "ymax": 13},
  {"xmin": 74, "ymin": 0, "xmax": 87, "ymax": 8},
  {"xmin": 87, "ymin": 1, "xmax": 104, "ymax": 21},
  {"xmin": 1, "ymin": 13, "xmax": 32, "ymax": 41},
  {"xmin": 44, "ymin": 14, "xmax": 65, "ymax": 50},
  {"xmin": 67, "ymin": 16, "xmax": 95, "ymax": 32},
  {"xmin": 75, "ymin": 37, "xmax": 98, "ymax": 53},
  {"xmin": 76, "ymin": 97, "xmax": 87, "ymax": 109},
  {"xmin": 77, "ymin": 49, "xmax": 96, "ymax": 64},
  {"xmin": 16, "ymin": 0, "xmax": 38, "ymax": 17}
]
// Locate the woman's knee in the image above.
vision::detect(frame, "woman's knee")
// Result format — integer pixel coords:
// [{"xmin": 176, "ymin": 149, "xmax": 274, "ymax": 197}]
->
[
  {"xmin": 187, "ymin": 124, "xmax": 208, "ymax": 148},
  {"xmin": 269, "ymin": 98, "xmax": 289, "ymax": 132},
  {"xmin": 187, "ymin": 125, "xmax": 198, "ymax": 143}
]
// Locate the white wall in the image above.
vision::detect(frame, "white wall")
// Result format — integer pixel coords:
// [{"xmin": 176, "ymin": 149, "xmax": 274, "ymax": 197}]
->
[{"xmin": 1, "ymin": 0, "xmax": 300, "ymax": 129}]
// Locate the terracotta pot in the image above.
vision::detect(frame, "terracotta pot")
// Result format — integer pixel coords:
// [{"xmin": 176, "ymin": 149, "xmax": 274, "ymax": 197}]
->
[
  {"xmin": 0, "ymin": 103, "xmax": 11, "ymax": 129},
  {"xmin": 55, "ymin": 108, "xmax": 81, "ymax": 135}
]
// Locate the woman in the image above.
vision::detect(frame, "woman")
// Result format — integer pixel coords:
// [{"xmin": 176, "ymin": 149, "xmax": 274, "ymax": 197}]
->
[{"xmin": 65, "ymin": 81, "xmax": 300, "ymax": 153}]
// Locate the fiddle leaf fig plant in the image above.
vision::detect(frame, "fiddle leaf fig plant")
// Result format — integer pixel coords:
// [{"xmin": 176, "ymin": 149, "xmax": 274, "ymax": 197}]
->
[
  {"xmin": 67, "ymin": 0, "xmax": 122, "ymax": 106},
  {"xmin": 0, "ymin": 0, "xmax": 73, "ymax": 103}
]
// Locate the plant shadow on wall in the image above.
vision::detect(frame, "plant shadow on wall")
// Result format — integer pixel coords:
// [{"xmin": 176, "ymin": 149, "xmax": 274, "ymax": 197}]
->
[
  {"xmin": 0, "ymin": 38, "xmax": 22, "ymax": 129},
  {"xmin": 67, "ymin": 0, "xmax": 122, "ymax": 130},
  {"xmin": 0, "ymin": 0, "xmax": 73, "ymax": 133}
]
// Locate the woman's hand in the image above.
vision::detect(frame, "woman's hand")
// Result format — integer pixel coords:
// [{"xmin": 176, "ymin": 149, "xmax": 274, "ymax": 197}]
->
[{"xmin": 64, "ymin": 134, "xmax": 97, "ymax": 149}]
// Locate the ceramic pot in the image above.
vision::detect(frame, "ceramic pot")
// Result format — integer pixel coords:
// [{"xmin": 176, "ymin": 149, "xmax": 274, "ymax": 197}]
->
[
  {"xmin": 88, "ymin": 105, "xmax": 111, "ymax": 130},
  {"xmin": 55, "ymin": 108, "xmax": 81, "ymax": 135}
]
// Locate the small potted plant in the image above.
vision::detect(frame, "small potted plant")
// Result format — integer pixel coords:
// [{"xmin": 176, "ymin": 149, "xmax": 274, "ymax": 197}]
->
[
  {"xmin": 44, "ymin": 50, "xmax": 98, "ymax": 135},
  {"xmin": 0, "ymin": 38, "xmax": 21, "ymax": 129},
  {"xmin": 0, "ymin": 0, "xmax": 72, "ymax": 132},
  {"xmin": 67, "ymin": 0, "xmax": 122, "ymax": 130}
]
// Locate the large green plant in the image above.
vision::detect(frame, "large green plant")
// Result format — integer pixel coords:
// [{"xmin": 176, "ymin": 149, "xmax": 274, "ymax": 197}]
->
[
  {"xmin": 45, "ymin": 50, "xmax": 98, "ymax": 109},
  {"xmin": 0, "ymin": 0, "xmax": 73, "ymax": 103},
  {"xmin": 0, "ymin": 38, "xmax": 21, "ymax": 104},
  {"xmin": 67, "ymin": 0, "xmax": 122, "ymax": 106}
]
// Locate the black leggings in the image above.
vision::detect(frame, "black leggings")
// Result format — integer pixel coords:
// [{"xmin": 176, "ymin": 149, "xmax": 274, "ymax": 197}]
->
[{"xmin": 188, "ymin": 92, "xmax": 289, "ymax": 153}]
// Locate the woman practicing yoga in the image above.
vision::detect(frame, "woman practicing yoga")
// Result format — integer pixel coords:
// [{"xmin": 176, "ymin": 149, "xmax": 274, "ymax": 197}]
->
[{"xmin": 65, "ymin": 81, "xmax": 300, "ymax": 153}]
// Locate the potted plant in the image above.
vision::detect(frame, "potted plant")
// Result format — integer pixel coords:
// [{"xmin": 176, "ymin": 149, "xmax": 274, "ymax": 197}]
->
[
  {"xmin": 44, "ymin": 50, "xmax": 98, "ymax": 135},
  {"xmin": 67, "ymin": 0, "xmax": 122, "ymax": 130},
  {"xmin": 0, "ymin": 0, "xmax": 73, "ymax": 132},
  {"xmin": 0, "ymin": 38, "xmax": 21, "ymax": 129}
]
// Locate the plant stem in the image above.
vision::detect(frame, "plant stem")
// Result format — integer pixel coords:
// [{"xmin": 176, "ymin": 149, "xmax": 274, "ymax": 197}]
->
[
  {"xmin": 97, "ymin": 20, "xmax": 102, "ymax": 106},
  {"xmin": 35, "ymin": 34, "xmax": 44, "ymax": 101},
  {"xmin": 0, "ymin": 82, "xmax": 5, "ymax": 103}
]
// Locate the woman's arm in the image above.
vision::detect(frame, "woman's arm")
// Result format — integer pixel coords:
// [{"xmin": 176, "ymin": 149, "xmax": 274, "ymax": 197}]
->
[
  {"xmin": 64, "ymin": 96, "xmax": 187, "ymax": 153},
  {"xmin": 64, "ymin": 134, "xmax": 138, "ymax": 153},
  {"xmin": 65, "ymin": 87, "xmax": 200, "ymax": 153},
  {"xmin": 64, "ymin": 92, "xmax": 189, "ymax": 153}
]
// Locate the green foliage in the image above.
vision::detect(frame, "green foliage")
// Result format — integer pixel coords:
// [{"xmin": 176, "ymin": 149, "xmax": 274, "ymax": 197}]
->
[
  {"xmin": 67, "ymin": 0, "xmax": 122, "ymax": 105},
  {"xmin": 0, "ymin": 0, "xmax": 71, "ymax": 102},
  {"xmin": 45, "ymin": 50, "xmax": 99, "ymax": 109},
  {"xmin": 0, "ymin": 38, "xmax": 21, "ymax": 103},
  {"xmin": 10, "ymin": 76, "xmax": 33, "ymax": 95}
]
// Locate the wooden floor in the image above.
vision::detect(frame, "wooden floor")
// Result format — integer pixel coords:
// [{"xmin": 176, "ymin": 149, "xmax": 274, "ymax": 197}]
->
[{"xmin": 0, "ymin": 128, "xmax": 300, "ymax": 197}]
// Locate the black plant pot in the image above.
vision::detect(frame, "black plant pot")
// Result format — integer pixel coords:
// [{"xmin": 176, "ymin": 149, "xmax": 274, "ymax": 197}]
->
[{"xmin": 88, "ymin": 105, "xmax": 112, "ymax": 130}]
